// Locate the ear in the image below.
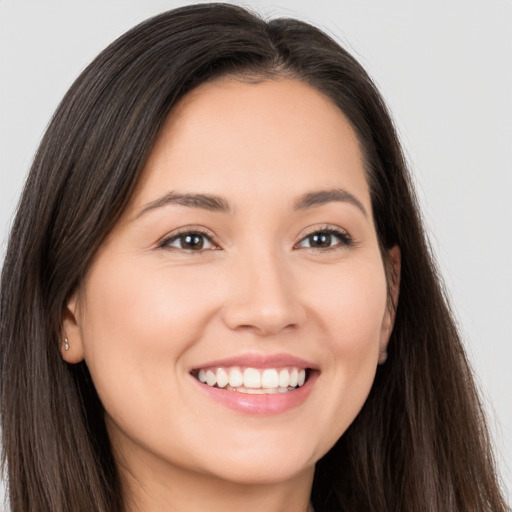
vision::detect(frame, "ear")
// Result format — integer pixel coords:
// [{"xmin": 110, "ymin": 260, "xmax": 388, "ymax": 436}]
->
[
  {"xmin": 380, "ymin": 245, "xmax": 401, "ymax": 352},
  {"xmin": 61, "ymin": 290, "xmax": 86, "ymax": 364}
]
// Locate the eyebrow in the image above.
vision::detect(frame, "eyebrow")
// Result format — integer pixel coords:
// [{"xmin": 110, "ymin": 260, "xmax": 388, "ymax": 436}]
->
[
  {"xmin": 133, "ymin": 188, "xmax": 367, "ymax": 220},
  {"xmin": 133, "ymin": 192, "xmax": 233, "ymax": 219},
  {"xmin": 294, "ymin": 188, "xmax": 367, "ymax": 216}
]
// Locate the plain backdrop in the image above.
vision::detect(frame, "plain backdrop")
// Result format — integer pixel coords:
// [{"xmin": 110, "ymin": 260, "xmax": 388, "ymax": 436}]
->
[{"xmin": 1, "ymin": 0, "xmax": 511, "ymax": 508}]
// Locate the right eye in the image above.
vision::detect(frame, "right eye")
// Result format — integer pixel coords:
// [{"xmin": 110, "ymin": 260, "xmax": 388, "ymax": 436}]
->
[{"xmin": 159, "ymin": 229, "xmax": 218, "ymax": 252}]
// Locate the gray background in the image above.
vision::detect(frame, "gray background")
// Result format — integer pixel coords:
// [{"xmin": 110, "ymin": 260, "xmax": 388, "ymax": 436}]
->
[{"xmin": 1, "ymin": 0, "xmax": 511, "ymax": 508}]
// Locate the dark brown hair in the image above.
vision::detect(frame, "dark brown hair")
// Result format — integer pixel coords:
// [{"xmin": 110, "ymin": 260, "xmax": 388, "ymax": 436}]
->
[{"xmin": 0, "ymin": 3, "xmax": 508, "ymax": 511}]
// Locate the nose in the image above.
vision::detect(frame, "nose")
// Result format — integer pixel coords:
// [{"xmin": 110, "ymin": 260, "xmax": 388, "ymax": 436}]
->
[{"xmin": 221, "ymin": 248, "xmax": 306, "ymax": 336}]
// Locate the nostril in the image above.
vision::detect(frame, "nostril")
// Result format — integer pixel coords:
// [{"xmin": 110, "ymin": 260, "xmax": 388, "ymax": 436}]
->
[{"xmin": 221, "ymin": 284, "xmax": 307, "ymax": 335}]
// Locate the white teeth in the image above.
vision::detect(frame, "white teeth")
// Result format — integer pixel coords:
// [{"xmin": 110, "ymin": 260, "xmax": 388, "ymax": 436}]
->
[
  {"xmin": 243, "ymin": 368, "xmax": 261, "ymax": 388},
  {"xmin": 195, "ymin": 366, "xmax": 309, "ymax": 393},
  {"xmin": 234, "ymin": 386, "xmax": 289, "ymax": 394},
  {"xmin": 278, "ymin": 369, "xmax": 290, "ymax": 388},
  {"xmin": 289, "ymin": 368, "xmax": 298, "ymax": 387},
  {"xmin": 261, "ymin": 369, "xmax": 279, "ymax": 388},
  {"xmin": 240, "ymin": 387, "xmax": 272, "ymax": 394},
  {"xmin": 205, "ymin": 370, "xmax": 217, "ymax": 387},
  {"xmin": 228, "ymin": 368, "xmax": 243, "ymax": 387},
  {"xmin": 216, "ymin": 368, "xmax": 229, "ymax": 388}
]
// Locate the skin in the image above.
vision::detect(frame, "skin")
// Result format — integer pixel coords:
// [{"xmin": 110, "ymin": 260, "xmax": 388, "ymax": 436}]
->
[{"xmin": 63, "ymin": 78, "xmax": 400, "ymax": 512}]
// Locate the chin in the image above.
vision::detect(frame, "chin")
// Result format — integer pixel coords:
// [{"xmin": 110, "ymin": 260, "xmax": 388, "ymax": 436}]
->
[
  {"xmin": 204, "ymin": 458, "xmax": 314, "ymax": 486},
  {"xmin": 192, "ymin": 440, "xmax": 320, "ymax": 486}
]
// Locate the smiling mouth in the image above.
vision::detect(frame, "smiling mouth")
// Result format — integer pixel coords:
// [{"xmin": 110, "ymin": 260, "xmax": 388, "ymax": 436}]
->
[{"xmin": 191, "ymin": 366, "xmax": 312, "ymax": 394}]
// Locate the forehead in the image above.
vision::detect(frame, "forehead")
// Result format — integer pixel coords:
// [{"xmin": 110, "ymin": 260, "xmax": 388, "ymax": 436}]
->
[{"xmin": 129, "ymin": 78, "xmax": 370, "ymax": 214}]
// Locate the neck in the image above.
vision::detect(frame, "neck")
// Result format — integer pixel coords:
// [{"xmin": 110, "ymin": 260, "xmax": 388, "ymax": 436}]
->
[{"xmin": 118, "ymin": 451, "xmax": 314, "ymax": 512}]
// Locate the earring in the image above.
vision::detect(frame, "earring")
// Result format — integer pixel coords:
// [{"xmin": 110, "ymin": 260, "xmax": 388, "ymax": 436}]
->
[
  {"xmin": 378, "ymin": 350, "xmax": 388, "ymax": 365},
  {"xmin": 64, "ymin": 338, "xmax": 70, "ymax": 351}
]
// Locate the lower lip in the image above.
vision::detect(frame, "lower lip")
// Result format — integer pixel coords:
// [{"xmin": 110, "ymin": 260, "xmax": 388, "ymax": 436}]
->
[{"xmin": 192, "ymin": 372, "xmax": 318, "ymax": 415}]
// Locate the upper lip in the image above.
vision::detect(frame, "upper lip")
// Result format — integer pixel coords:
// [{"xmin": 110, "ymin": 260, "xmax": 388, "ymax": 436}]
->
[{"xmin": 191, "ymin": 352, "xmax": 319, "ymax": 371}]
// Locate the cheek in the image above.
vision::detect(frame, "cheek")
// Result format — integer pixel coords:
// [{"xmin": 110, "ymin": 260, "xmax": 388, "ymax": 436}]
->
[
  {"xmin": 77, "ymin": 257, "xmax": 220, "ymax": 410},
  {"xmin": 307, "ymin": 259, "xmax": 388, "ymax": 446},
  {"xmin": 314, "ymin": 258, "xmax": 388, "ymax": 353},
  {"xmin": 81, "ymin": 257, "xmax": 216, "ymax": 351}
]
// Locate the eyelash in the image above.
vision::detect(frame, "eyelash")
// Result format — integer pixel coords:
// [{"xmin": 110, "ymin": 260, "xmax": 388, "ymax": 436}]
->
[
  {"xmin": 297, "ymin": 226, "xmax": 354, "ymax": 252},
  {"xmin": 158, "ymin": 225, "xmax": 354, "ymax": 254},
  {"xmin": 158, "ymin": 228, "xmax": 219, "ymax": 253}
]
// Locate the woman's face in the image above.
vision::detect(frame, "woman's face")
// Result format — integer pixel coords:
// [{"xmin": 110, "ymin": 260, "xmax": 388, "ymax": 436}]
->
[{"xmin": 64, "ymin": 79, "xmax": 398, "ymax": 490}]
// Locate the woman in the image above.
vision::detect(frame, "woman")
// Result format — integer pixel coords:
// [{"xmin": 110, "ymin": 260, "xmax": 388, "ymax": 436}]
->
[{"xmin": 0, "ymin": 3, "xmax": 508, "ymax": 511}]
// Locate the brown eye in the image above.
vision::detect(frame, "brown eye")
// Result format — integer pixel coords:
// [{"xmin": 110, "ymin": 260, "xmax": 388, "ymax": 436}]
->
[
  {"xmin": 308, "ymin": 232, "xmax": 333, "ymax": 248},
  {"xmin": 160, "ymin": 231, "xmax": 216, "ymax": 251},
  {"xmin": 178, "ymin": 234, "xmax": 205, "ymax": 250},
  {"xmin": 297, "ymin": 228, "xmax": 352, "ymax": 250}
]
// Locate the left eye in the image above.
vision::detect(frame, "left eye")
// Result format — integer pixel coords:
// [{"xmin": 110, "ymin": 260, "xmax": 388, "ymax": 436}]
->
[
  {"xmin": 160, "ymin": 231, "xmax": 215, "ymax": 251},
  {"xmin": 296, "ymin": 229, "xmax": 351, "ymax": 250}
]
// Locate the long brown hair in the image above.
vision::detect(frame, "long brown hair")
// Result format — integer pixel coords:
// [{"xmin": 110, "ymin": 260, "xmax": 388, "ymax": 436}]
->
[{"xmin": 0, "ymin": 3, "xmax": 508, "ymax": 511}]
